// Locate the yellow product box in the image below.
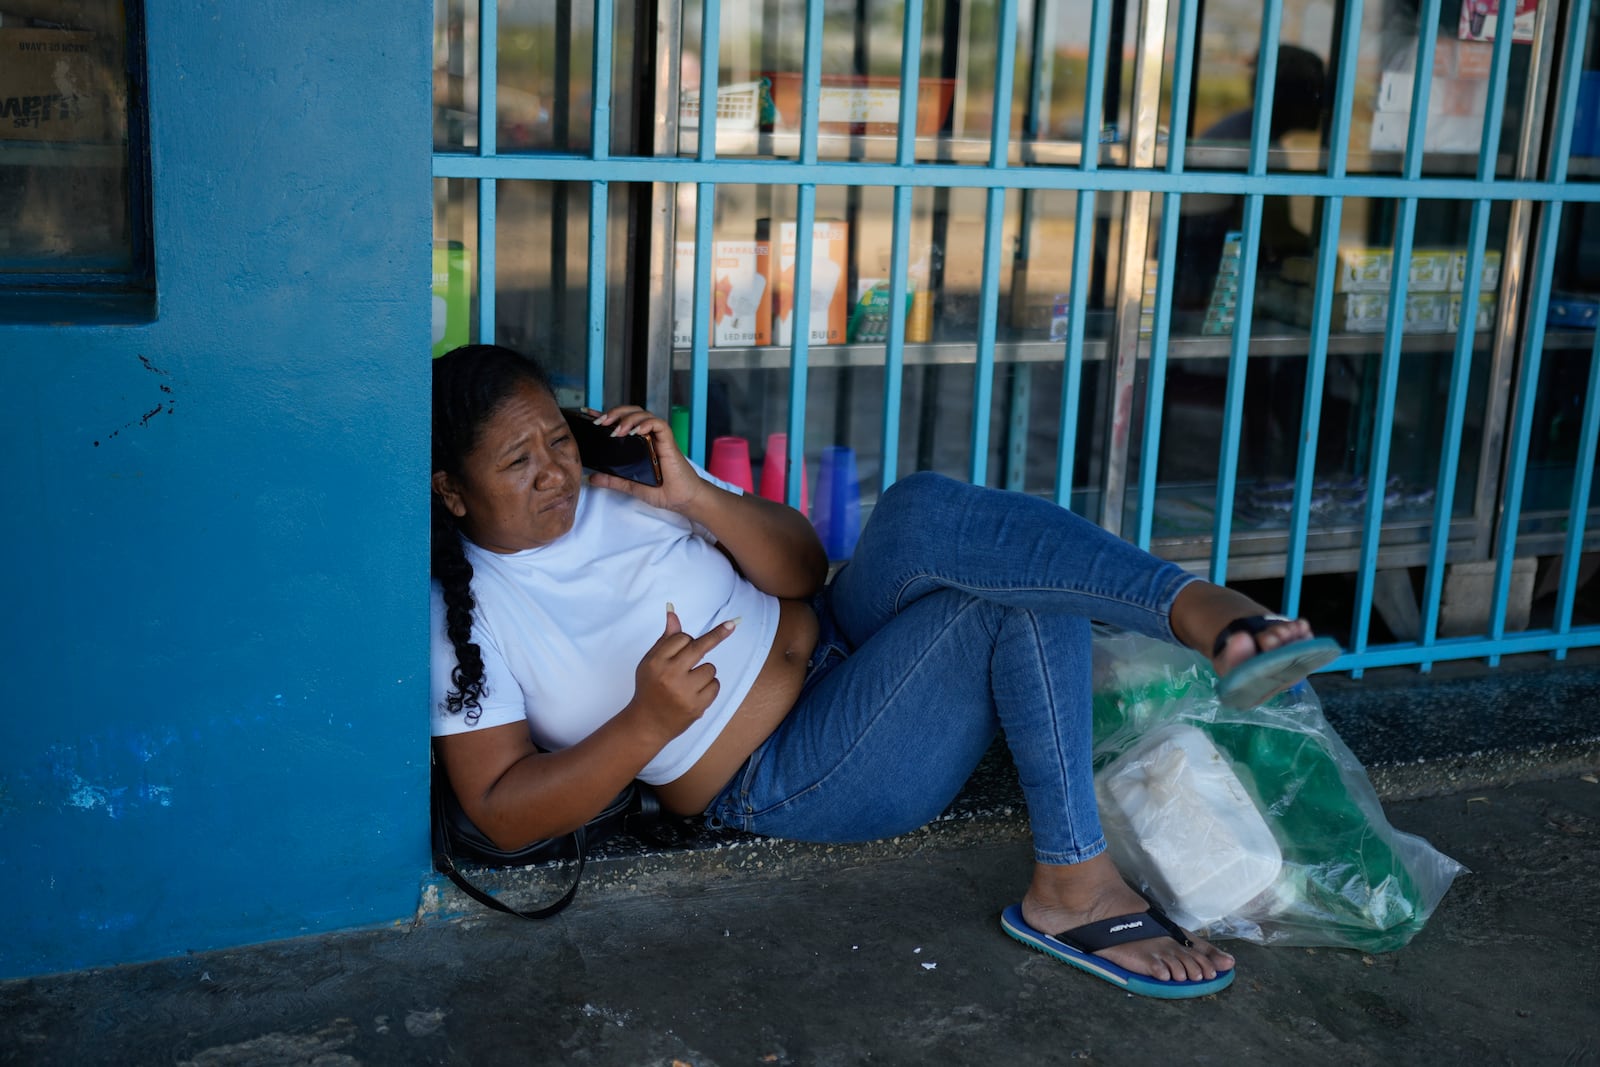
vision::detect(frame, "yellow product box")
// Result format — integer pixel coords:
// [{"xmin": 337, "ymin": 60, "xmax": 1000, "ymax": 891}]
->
[
  {"xmin": 1408, "ymin": 249, "xmax": 1454, "ymax": 292},
  {"xmin": 0, "ymin": 28, "xmax": 112, "ymax": 143},
  {"xmin": 1406, "ymin": 292, "xmax": 1452, "ymax": 333},
  {"xmin": 1450, "ymin": 249, "xmax": 1502, "ymax": 292},
  {"xmin": 1333, "ymin": 248, "xmax": 1393, "ymax": 292},
  {"xmin": 1331, "ymin": 292, "xmax": 1391, "ymax": 332},
  {"xmin": 756, "ymin": 220, "xmax": 849, "ymax": 346},
  {"xmin": 1449, "ymin": 292, "xmax": 1497, "ymax": 333}
]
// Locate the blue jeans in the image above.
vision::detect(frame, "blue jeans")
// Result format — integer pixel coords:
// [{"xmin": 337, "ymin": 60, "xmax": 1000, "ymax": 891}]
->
[{"xmin": 706, "ymin": 471, "xmax": 1199, "ymax": 866}]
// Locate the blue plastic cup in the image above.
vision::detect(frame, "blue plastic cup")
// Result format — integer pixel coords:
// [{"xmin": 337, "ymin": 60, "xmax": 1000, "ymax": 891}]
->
[{"xmin": 813, "ymin": 445, "xmax": 861, "ymax": 561}]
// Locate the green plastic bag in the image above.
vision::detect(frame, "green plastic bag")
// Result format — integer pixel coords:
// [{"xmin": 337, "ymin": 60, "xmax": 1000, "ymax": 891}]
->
[{"xmin": 1089, "ymin": 626, "xmax": 1464, "ymax": 952}]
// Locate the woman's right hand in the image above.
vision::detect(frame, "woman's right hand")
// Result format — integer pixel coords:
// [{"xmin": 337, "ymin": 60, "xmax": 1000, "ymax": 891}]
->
[{"xmin": 628, "ymin": 605, "xmax": 740, "ymax": 742}]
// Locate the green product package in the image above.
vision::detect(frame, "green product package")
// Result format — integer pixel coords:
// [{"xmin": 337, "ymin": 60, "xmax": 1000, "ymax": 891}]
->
[{"xmin": 1089, "ymin": 626, "xmax": 1464, "ymax": 952}]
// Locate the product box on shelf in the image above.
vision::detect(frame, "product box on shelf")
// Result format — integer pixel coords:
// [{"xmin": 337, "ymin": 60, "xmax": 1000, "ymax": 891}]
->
[
  {"xmin": 1548, "ymin": 293, "xmax": 1599, "ymax": 330},
  {"xmin": 672, "ymin": 241, "xmax": 696, "ymax": 346},
  {"xmin": 1450, "ymin": 249, "xmax": 1502, "ymax": 292},
  {"xmin": 756, "ymin": 220, "xmax": 849, "ymax": 346},
  {"xmin": 1408, "ymin": 249, "xmax": 1455, "ymax": 292},
  {"xmin": 711, "ymin": 240, "xmax": 771, "ymax": 347},
  {"xmin": 1449, "ymin": 292, "xmax": 1498, "ymax": 333},
  {"xmin": 0, "ymin": 28, "xmax": 112, "ymax": 143},
  {"xmin": 762, "ymin": 74, "xmax": 956, "ymax": 137}
]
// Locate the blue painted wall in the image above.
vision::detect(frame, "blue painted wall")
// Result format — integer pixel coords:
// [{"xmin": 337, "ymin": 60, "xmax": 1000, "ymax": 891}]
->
[{"xmin": 0, "ymin": 2, "xmax": 433, "ymax": 978}]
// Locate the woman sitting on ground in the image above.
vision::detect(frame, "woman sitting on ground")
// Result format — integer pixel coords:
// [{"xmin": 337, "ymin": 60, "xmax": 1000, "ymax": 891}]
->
[{"xmin": 430, "ymin": 343, "xmax": 1339, "ymax": 999}]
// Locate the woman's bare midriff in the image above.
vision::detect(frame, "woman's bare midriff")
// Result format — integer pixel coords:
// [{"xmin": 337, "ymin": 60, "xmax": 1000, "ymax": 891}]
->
[{"xmin": 653, "ymin": 596, "xmax": 820, "ymax": 815}]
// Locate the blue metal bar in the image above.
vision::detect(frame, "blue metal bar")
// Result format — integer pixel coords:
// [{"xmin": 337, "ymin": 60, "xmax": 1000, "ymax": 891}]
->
[
  {"xmin": 697, "ymin": 0, "xmax": 722, "ymax": 162},
  {"xmin": 798, "ymin": 0, "xmax": 824, "ymax": 166},
  {"xmin": 1079, "ymin": 0, "xmax": 1111, "ymax": 173},
  {"xmin": 786, "ymin": 186, "xmax": 818, "ymax": 507},
  {"xmin": 1349, "ymin": 198, "xmax": 1418, "ymax": 662},
  {"xmin": 1053, "ymin": 190, "xmax": 1095, "ymax": 509},
  {"xmin": 1329, "ymin": 628, "xmax": 1600, "ymax": 671},
  {"xmin": 585, "ymin": 180, "xmax": 608, "ymax": 406},
  {"xmin": 688, "ymin": 183, "xmax": 715, "ymax": 465},
  {"xmin": 1282, "ymin": 0, "xmax": 1363, "ymax": 615},
  {"xmin": 895, "ymin": 0, "xmax": 925, "ymax": 168},
  {"xmin": 1488, "ymin": 0, "xmax": 1591, "ymax": 661},
  {"xmin": 988, "ymin": 0, "xmax": 1019, "ymax": 169},
  {"xmin": 590, "ymin": 0, "xmax": 613, "ymax": 163},
  {"xmin": 1401, "ymin": 0, "xmax": 1443, "ymax": 182},
  {"xmin": 1163, "ymin": 0, "xmax": 1199, "ymax": 164},
  {"xmin": 1554, "ymin": 332, "xmax": 1600, "ymax": 654},
  {"xmin": 878, "ymin": 0, "xmax": 923, "ymax": 493},
  {"xmin": 1208, "ymin": 197, "xmax": 1261, "ymax": 585},
  {"xmin": 432, "ymin": 154, "xmax": 1600, "ymax": 202},
  {"xmin": 881, "ymin": 186, "xmax": 914, "ymax": 493},
  {"xmin": 1415, "ymin": 17, "xmax": 1518, "ymax": 666},
  {"xmin": 967, "ymin": 0, "xmax": 1019, "ymax": 486},
  {"xmin": 478, "ymin": 0, "xmax": 496, "ymax": 157},
  {"xmin": 1209, "ymin": 2, "xmax": 1280, "ymax": 583},
  {"xmin": 476, "ymin": 178, "xmax": 496, "ymax": 343},
  {"xmin": 971, "ymin": 187, "xmax": 1005, "ymax": 486}
]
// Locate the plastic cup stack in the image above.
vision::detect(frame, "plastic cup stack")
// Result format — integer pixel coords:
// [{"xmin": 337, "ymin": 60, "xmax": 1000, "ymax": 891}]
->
[
  {"xmin": 813, "ymin": 445, "xmax": 861, "ymax": 561},
  {"xmin": 758, "ymin": 433, "xmax": 808, "ymax": 514},
  {"xmin": 708, "ymin": 435, "xmax": 756, "ymax": 493}
]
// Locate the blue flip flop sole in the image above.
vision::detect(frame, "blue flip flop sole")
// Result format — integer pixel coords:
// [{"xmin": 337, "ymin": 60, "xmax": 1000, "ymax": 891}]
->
[
  {"xmin": 999, "ymin": 904, "xmax": 1235, "ymax": 1000},
  {"xmin": 1215, "ymin": 636, "xmax": 1342, "ymax": 709}
]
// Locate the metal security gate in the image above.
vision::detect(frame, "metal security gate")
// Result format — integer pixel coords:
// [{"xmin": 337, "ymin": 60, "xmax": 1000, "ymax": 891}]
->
[{"xmin": 432, "ymin": 0, "xmax": 1600, "ymax": 675}]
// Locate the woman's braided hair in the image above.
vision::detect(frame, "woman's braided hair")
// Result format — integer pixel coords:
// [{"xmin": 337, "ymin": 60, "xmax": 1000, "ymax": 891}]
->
[{"xmin": 432, "ymin": 344, "xmax": 556, "ymax": 722}]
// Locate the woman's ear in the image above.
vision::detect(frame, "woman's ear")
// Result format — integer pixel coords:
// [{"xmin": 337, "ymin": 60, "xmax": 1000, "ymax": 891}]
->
[{"xmin": 432, "ymin": 470, "xmax": 468, "ymax": 518}]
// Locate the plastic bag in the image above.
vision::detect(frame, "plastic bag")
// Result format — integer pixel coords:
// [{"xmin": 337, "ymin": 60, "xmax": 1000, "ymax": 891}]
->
[{"xmin": 1089, "ymin": 625, "xmax": 1465, "ymax": 951}]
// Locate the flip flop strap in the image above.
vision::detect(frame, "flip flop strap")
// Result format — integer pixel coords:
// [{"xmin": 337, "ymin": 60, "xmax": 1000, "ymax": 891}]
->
[
  {"xmin": 1056, "ymin": 905, "xmax": 1193, "ymax": 953},
  {"xmin": 1211, "ymin": 613, "xmax": 1293, "ymax": 658}
]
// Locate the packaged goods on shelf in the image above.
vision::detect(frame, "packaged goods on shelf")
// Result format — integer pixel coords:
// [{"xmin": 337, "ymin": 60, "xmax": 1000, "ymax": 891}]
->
[
  {"xmin": 0, "ymin": 28, "xmax": 112, "ymax": 143},
  {"xmin": 756, "ymin": 220, "xmax": 849, "ymax": 346},
  {"xmin": 1450, "ymin": 249, "xmax": 1502, "ymax": 292},
  {"xmin": 672, "ymin": 242, "xmax": 696, "ymax": 346},
  {"xmin": 711, "ymin": 241, "xmax": 771, "ymax": 347},
  {"xmin": 847, "ymin": 279, "xmax": 914, "ymax": 343},
  {"xmin": 1408, "ymin": 249, "xmax": 1454, "ymax": 292},
  {"xmin": 1449, "ymin": 292, "xmax": 1498, "ymax": 333},
  {"xmin": 1332, "ymin": 248, "xmax": 1393, "ymax": 292},
  {"xmin": 762, "ymin": 73, "xmax": 956, "ymax": 137},
  {"xmin": 1548, "ymin": 293, "xmax": 1599, "ymax": 330},
  {"xmin": 1369, "ymin": 37, "xmax": 1495, "ymax": 154}
]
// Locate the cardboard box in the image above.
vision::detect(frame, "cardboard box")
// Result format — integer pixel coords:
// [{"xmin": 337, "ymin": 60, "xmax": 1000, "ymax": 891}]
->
[
  {"xmin": 1408, "ymin": 249, "xmax": 1454, "ymax": 292},
  {"xmin": 0, "ymin": 28, "xmax": 111, "ymax": 143},
  {"xmin": 710, "ymin": 241, "xmax": 771, "ymax": 347},
  {"xmin": 1331, "ymin": 292, "xmax": 1391, "ymax": 332},
  {"xmin": 1450, "ymin": 292, "xmax": 1498, "ymax": 333},
  {"xmin": 757, "ymin": 220, "xmax": 849, "ymax": 346},
  {"xmin": 1450, "ymin": 249, "xmax": 1502, "ymax": 292},
  {"xmin": 1333, "ymin": 248, "xmax": 1393, "ymax": 292},
  {"xmin": 672, "ymin": 241, "xmax": 696, "ymax": 346}
]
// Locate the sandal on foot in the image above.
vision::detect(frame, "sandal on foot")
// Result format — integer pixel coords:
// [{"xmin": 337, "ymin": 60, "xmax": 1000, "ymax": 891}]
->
[
  {"xmin": 1000, "ymin": 902, "xmax": 1235, "ymax": 999},
  {"xmin": 1211, "ymin": 614, "xmax": 1342, "ymax": 709}
]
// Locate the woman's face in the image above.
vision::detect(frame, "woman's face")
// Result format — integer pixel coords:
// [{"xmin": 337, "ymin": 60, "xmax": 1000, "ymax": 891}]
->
[{"xmin": 433, "ymin": 379, "xmax": 583, "ymax": 553}]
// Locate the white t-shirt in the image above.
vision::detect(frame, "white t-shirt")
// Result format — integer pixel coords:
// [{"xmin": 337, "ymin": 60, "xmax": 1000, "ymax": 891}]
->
[{"xmin": 430, "ymin": 468, "xmax": 780, "ymax": 785}]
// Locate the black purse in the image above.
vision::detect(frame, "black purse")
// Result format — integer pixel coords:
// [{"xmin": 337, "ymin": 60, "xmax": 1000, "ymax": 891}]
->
[{"xmin": 431, "ymin": 752, "xmax": 662, "ymax": 919}]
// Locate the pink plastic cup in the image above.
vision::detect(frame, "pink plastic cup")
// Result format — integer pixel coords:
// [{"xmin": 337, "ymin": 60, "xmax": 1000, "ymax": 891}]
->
[
  {"xmin": 758, "ymin": 433, "xmax": 809, "ymax": 513},
  {"xmin": 708, "ymin": 435, "xmax": 756, "ymax": 493}
]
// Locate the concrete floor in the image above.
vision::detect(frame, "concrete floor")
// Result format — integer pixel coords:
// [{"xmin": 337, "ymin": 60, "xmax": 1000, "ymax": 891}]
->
[{"xmin": 2, "ymin": 772, "xmax": 1597, "ymax": 1066}]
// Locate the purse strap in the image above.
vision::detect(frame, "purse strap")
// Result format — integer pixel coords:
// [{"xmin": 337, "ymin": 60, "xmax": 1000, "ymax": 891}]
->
[{"xmin": 429, "ymin": 752, "xmax": 589, "ymax": 920}]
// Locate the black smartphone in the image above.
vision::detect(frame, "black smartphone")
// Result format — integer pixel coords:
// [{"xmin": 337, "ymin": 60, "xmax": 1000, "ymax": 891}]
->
[{"xmin": 561, "ymin": 408, "xmax": 663, "ymax": 487}]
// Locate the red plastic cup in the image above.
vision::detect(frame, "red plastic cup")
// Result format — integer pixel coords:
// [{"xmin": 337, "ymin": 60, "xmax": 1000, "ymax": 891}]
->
[
  {"xmin": 708, "ymin": 435, "xmax": 756, "ymax": 493},
  {"xmin": 758, "ymin": 433, "xmax": 809, "ymax": 513}
]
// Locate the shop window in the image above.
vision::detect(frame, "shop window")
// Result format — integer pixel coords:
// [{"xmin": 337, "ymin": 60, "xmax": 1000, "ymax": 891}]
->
[{"xmin": 0, "ymin": 1, "xmax": 152, "ymax": 320}]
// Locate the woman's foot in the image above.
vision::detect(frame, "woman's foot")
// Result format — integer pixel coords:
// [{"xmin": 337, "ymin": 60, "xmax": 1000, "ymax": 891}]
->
[
  {"xmin": 1169, "ymin": 581, "xmax": 1315, "ymax": 681},
  {"xmin": 1020, "ymin": 854, "xmax": 1234, "ymax": 984}
]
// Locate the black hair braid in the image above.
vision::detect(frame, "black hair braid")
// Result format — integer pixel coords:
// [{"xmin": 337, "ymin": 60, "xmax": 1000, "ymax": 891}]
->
[
  {"xmin": 432, "ymin": 499, "xmax": 485, "ymax": 724},
  {"xmin": 431, "ymin": 343, "xmax": 556, "ymax": 722}
]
